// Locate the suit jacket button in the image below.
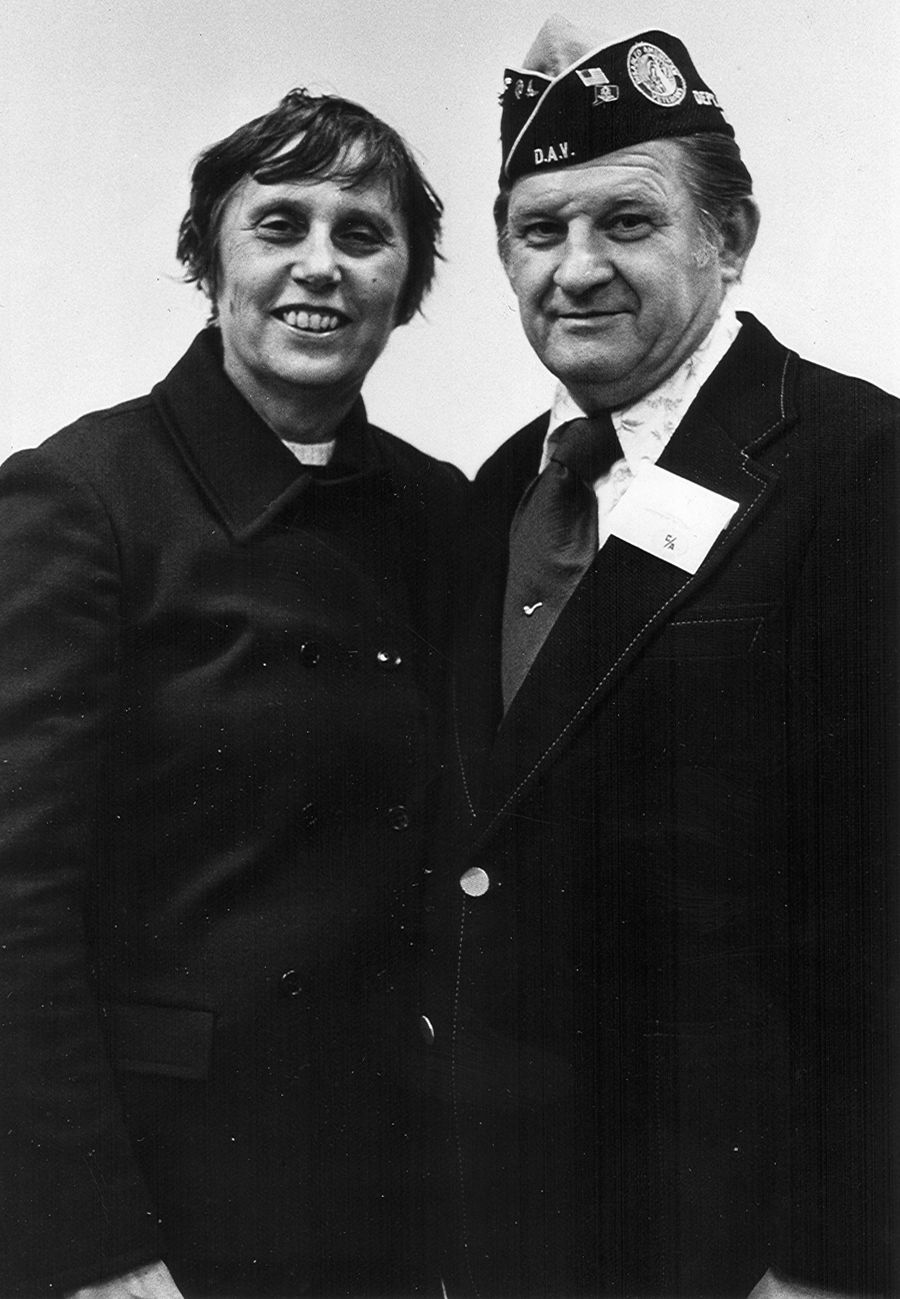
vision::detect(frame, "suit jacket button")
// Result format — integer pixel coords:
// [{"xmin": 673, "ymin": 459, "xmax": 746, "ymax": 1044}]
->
[
  {"xmin": 299, "ymin": 641, "xmax": 322, "ymax": 667},
  {"xmin": 387, "ymin": 805, "xmax": 410, "ymax": 831},
  {"xmin": 460, "ymin": 866, "xmax": 490, "ymax": 897},
  {"xmin": 418, "ymin": 1014, "xmax": 435, "ymax": 1045},
  {"xmin": 376, "ymin": 649, "xmax": 403, "ymax": 670},
  {"xmin": 278, "ymin": 969, "xmax": 303, "ymax": 998}
]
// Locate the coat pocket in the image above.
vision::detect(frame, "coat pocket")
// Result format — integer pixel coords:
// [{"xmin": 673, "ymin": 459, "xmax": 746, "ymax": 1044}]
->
[
  {"xmin": 643, "ymin": 609, "xmax": 767, "ymax": 660},
  {"xmin": 105, "ymin": 1001, "xmax": 216, "ymax": 1080}
]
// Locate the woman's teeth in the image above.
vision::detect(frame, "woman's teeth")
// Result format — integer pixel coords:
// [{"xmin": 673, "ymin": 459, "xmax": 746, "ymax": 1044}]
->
[{"xmin": 279, "ymin": 309, "xmax": 342, "ymax": 333}]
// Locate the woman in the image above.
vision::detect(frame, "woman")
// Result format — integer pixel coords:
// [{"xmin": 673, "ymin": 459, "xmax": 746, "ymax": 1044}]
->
[{"xmin": 0, "ymin": 91, "xmax": 464, "ymax": 1298}]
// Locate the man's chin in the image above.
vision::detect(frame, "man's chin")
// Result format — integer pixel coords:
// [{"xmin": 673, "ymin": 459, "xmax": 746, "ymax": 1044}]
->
[{"xmin": 543, "ymin": 352, "xmax": 631, "ymax": 390}]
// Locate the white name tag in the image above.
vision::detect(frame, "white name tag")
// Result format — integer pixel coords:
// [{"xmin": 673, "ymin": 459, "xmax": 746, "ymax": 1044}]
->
[{"xmin": 608, "ymin": 465, "xmax": 740, "ymax": 574}]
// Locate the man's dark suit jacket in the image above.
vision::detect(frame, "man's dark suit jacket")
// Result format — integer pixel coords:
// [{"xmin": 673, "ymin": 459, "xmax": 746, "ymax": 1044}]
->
[
  {"xmin": 420, "ymin": 315, "xmax": 897, "ymax": 1298},
  {"xmin": 0, "ymin": 330, "xmax": 464, "ymax": 1297}
]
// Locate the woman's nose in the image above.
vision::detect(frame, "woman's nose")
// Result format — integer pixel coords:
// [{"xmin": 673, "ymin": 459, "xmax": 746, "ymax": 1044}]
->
[
  {"xmin": 290, "ymin": 230, "xmax": 340, "ymax": 287},
  {"xmin": 553, "ymin": 237, "xmax": 614, "ymax": 295}
]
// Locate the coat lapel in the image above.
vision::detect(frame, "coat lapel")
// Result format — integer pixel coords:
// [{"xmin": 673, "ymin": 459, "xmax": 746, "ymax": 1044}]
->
[
  {"xmin": 151, "ymin": 329, "xmax": 382, "ymax": 541},
  {"xmin": 467, "ymin": 314, "xmax": 795, "ymax": 845}
]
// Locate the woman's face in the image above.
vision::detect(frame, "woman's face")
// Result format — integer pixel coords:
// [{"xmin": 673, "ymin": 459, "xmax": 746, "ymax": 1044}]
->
[{"xmin": 213, "ymin": 170, "xmax": 410, "ymax": 410}]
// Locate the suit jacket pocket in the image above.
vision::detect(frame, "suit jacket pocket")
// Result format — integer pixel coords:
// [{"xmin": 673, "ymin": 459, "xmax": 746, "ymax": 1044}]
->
[
  {"xmin": 643, "ymin": 609, "xmax": 767, "ymax": 660},
  {"xmin": 105, "ymin": 1002, "xmax": 215, "ymax": 1080}
]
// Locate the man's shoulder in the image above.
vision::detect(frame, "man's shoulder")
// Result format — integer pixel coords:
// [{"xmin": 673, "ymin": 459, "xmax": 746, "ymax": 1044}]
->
[
  {"xmin": 781, "ymin": 345, "xmax": 900, "ymax": 496},
  {"xmin": 791, "ymin": 350, "xmax": 900, "ymax": 430},
  {"xmin": 737, "ymin": 312, "xmax": 900, "ymax": 436},
  {"xmin": 474, "ymin": 412, "xmax": 551, "ymax": 501}
]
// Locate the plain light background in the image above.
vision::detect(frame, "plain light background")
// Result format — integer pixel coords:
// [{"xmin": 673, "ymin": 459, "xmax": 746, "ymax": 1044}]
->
[{"xmin": 2, "ymin": 0, "xmax": 898, "ymax": 477}]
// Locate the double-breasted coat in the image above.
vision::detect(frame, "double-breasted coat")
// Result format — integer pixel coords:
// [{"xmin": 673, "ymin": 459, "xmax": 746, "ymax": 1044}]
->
[
  {"xmin": 0, "ymin": 329, "xmax": 465, "ymax": 1297},
  {"xmin": 419, "ymin": 315, "xmax": 897, "ymax": 1298}
]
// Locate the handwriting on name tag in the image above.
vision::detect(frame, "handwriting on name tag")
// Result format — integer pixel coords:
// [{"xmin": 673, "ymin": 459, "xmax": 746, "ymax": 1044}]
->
[{"xmin": 608, "ymin": 464, "xmax": 740, "ymax": 574}]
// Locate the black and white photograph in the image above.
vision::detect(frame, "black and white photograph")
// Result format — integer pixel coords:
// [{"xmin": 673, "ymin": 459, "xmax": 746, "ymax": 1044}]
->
[{"xmin": 1, "ymin": 2, "xmax": 897, "ymax": 1296}]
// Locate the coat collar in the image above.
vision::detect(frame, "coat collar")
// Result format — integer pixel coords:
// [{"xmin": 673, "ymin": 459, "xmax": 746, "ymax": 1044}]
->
[
  {"xmin": 459, "ymin": 313, "xmax": 796, "ymax": 843},
  {"xmin": 150, "ymin": 329, "xmax": 383, "ymax": 541}
]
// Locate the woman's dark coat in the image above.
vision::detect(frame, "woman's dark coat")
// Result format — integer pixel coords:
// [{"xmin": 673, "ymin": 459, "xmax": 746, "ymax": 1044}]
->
[{"xmin": 0, "ymin": 329, "xmax": 465, "ymax": 1297}]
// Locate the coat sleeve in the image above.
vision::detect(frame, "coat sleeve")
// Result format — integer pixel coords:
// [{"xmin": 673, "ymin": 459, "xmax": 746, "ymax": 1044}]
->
[
  {"xmin": 780, "ymin": 400, "xmax": 898, "ymax": 1293},
  {"xmin": 0, "ymin": 446, "xmax": 159, "ymax": 1296}
]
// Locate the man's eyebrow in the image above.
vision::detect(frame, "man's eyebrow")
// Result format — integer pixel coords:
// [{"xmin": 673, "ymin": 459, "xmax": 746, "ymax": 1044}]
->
[
  {"xmin": 603, "ymin": 191, "xmax": 669, "ymax": 216},
  {"xmin": 510, "ymin": 187, "xmax": 667, "ymax": 221},
  {"xmin": 508, "ymin": 198, "xmax": 566, "ymax": 221}
]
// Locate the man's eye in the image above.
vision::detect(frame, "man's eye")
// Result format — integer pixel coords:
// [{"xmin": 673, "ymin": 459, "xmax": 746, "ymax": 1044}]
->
[
  {"xmin": 608, "ymin": 213, "xmax": 653, "ymax": 239},
  {"xmin": 520, "ymin": 222, "xmax": 565, "ymax": 245}
]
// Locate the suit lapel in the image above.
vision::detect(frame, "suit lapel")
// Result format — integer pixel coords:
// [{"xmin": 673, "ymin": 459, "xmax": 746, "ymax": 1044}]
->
[
  {"xmin": 451, "ymin": 416, "xmax": 547, "ymax": 811},
  {"xmin": 470, "ymin": 315, "xmax": 794, "ymax": 844}
]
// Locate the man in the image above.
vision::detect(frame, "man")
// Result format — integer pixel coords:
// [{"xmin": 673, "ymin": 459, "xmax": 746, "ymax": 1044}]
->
[{"xmin": 419, "ymin": 17, "xmax": 897, "ymax": 1298}]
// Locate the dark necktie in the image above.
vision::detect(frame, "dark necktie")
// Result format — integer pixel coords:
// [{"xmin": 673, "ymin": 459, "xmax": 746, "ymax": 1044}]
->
[{"xmin": 501, "ymin": 414, "xmax": 620, "ymax": 710}]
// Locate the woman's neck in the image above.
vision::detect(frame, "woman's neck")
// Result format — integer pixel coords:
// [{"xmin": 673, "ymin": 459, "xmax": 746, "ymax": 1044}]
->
[{"xmin": 224, "ymin": 355, "xmax": 360, "ymax": 444}]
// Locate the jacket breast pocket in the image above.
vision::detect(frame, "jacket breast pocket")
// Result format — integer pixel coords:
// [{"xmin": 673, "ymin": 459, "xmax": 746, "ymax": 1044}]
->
[
  {"xmin": 105, "ymin": 1002, "xmax": 216, "ymax": 1080},
  {"xmin": 643, "ymin": 608, "xmax": 768, "ymax": 661}
]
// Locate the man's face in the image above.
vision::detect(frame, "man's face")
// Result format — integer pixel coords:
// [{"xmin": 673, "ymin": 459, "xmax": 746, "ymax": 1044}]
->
[{"xmin": 503, "ymin": 140, "xmax": 730, "ymax": 410}]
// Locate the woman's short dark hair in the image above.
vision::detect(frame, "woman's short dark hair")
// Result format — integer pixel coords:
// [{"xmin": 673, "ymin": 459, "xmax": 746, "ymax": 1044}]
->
[
  {"xmin": 177, "ymin": 89, "xmax": 443, "ymax": 326},
  {"xmin": 492, "ymin": 132, "xmax": 753, "ymax": 255}
]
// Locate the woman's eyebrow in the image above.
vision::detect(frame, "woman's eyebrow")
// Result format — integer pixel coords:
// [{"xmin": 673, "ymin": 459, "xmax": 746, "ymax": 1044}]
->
[{"xmin": 245, "ymin": 193, "xmax": 305, "ymax": 218}]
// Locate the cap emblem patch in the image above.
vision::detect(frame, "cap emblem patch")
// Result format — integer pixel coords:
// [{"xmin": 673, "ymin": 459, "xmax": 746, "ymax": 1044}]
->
[{"xmin": 627, "ymin": 41, "xmax": 686, "ymax": 107}]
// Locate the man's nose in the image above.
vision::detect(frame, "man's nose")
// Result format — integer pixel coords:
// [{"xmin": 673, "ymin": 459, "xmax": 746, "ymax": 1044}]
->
[{"xmin": 552, "ymin": 237, "xmax": 614, "ymax": 295}]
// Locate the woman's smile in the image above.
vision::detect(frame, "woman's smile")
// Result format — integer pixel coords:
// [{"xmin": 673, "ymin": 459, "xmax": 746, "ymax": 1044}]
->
[
  {"xmin": 215, "ymin": 173, "xmax": 410, "ymax": 423},
  {"xmin": 273, "ymin": 305, "xmax": 349, "ymax": 334}
]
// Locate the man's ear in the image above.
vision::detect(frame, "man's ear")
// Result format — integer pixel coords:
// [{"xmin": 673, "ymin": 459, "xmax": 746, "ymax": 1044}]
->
[
  {"xmin": 498, "ymin": 234, "xmax": 512, "ymax": 276},
  {"xmin": 720, "ymin": 197, "xmax": 760, "ymax": 284}
]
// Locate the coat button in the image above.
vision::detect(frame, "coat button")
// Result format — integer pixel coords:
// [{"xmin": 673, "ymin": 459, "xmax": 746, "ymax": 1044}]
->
[
  {"xmin": 375, "ymin": 649, "xmax": 403, "ymax": 670},
  {"xmin": 418, "ymin": 1014, "xmax": 435, "ymax": 1045},
  {"xmin": 460, "ymin": 866, "xmax": 490, "ymax": 897},
  {"xmin": 300, "ymin": 801, "xmax": 320, "ymax": 834},
  {"xmin": 278, "ymin": 969, "xmax": 303, "ymax": 998},
  {"xmin": 299, "ymin": 641, "xmax": 321, "ymax": 667},
  {"xmin": 386, "ymin": 805, "xmax": 410, "ymax": 831}
]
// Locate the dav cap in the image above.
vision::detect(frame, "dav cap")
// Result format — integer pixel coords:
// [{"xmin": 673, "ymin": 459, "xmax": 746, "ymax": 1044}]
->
[{"xmin": 501, "ymin": 18, "xmax": 734, "ymax": 184}]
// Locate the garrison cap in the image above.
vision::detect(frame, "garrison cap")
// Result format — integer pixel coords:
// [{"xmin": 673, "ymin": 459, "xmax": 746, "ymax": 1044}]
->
[{"xmin": 500, "ymin": 16, "xmax": 733, "ymax": 183}]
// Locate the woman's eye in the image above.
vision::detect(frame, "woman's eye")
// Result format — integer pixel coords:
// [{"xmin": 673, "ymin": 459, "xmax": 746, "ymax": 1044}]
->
[
  {"xmin": 337, "ymin": 226, "xmax": 385, "ymax": 251},
  {"xmin": 257, "ymin": 216, "xmax": 299, "ymax": 240}
]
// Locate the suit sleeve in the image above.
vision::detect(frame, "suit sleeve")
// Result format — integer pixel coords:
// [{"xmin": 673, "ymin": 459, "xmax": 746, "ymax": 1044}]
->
[
  {"xmin": 0, "ymin": 447, "xmax": 158, "ymax": 1296},
  {"xmin": 781, "ymin": 407, "xmax": 898, "ymax": 1292}
]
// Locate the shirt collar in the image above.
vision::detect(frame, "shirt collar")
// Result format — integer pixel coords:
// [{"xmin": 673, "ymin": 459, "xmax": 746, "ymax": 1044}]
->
[
  {"xmin": 151, "ymin": 328, "xmax": 383, "ymax": 540},
  {"xmin": 542, "ymin": 298, "xmax": 742, "ymax": 473}
]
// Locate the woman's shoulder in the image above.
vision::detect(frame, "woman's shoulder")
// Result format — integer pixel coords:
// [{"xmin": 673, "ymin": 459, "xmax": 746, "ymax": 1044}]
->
[
  {"xmin": 370, "ymin": 423, "xmax": 466, "ymax": 488},
  {"xmin": 8, "ymin": 392, "xmax": 165, "ymax": 484},
  {"xmin": 368, "ymin": 424, "xmax": 469, "ymax": 551}
]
